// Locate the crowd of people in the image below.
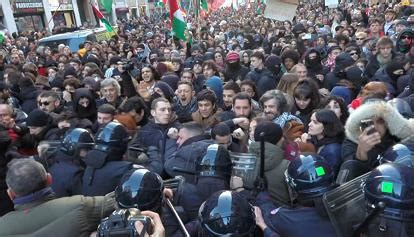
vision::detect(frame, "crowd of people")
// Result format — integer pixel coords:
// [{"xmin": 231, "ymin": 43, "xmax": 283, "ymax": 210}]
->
[{"xmin": 0, "ymin": 0, "xmax": 414, "ymax": 236}]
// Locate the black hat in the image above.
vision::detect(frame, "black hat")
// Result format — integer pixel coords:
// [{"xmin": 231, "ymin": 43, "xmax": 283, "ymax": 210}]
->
[
  {"xmin": 335, "ymin": 53, "xmax": 355, "ymax": 71},
  {"xmin": 109, "ymin": 56, "xmax": 122, "ymax": 65},
  {"xmin": 26, "ymin": 109, "xmax": 50, "ymax": 127},
  {"xmin": 64, "ymin": 66, "xmax": 77, "ymax": 78},
  {"xmin": 193, "ymin": 56, "xmax": 204, "ymax": 65},
  {"xmin": 254, "ymin": 121, "xmax": 283, "ymax": 145}
]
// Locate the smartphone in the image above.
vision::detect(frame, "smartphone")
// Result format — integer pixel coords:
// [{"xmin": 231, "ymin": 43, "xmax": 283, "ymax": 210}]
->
[
  {"xmin": 302, "ymin": 33, "xmax": 312, "ymax": 40},
  {"xmin": 360, "ymin": 119, "xmax": 376, "ymax": 135}
]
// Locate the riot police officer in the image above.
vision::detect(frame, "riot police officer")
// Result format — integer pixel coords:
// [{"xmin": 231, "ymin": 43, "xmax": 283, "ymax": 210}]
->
[
  {"xmin": 357, "ymin": 163, "xmax": 414, "ymax": 237},
  {"xmin": 379, "ymin": 143, "xmax": 414, "ymax": 167},
  {"xmin": 177, "ymin": 144, "xmax": 234, "ymax": 221},
  {"xmin": 115, "ymin": 167, "xmax": 187, "ymax": 236},
  {"xmin": 49, "ymin": 128, "xmax": 94, "ymax": 197},
  {"xmin": 255, "ymin": 154, "xmax": 337, "ymax": 237},
  {"xmin": 173, "ymin": 190, "xmax": 257, "ymax": 237},
  {"xmin": 82, "ymin": 122, "xmax": 134, "ymax": 196}
]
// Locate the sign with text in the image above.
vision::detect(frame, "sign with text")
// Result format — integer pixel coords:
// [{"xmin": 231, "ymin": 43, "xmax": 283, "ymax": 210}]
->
[
  {"xmin": 264, "ymin": 0, "xmax": 298, "ymax": 21},
  {"xmin": 12, "ymin": 0, "xmax": 44, "ymax": 14}
]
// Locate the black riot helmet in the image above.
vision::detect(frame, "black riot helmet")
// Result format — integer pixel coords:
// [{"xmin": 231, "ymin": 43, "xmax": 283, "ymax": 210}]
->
[
  {"xmin": 198, "ymin": 190, "xmax": 256, "ymax": 236},
  {"xmin": 285, "ymin": 154, "xmax": 336, "ymax": 200},
  {"xmin": 196, "ymin": 144, "xmax": 233, "ymax": 179},
  {"xmin": 60, "ymin": 128, "xmax": 94, "ymax": 156},
  {"xmin": 380, "ymin": 143, "xmax": 414, "ymax": 168},
  {"xmin": 115, "ymin": 168, "xmax": 164, "ymax": 212},
  {"xmin": 363, "ymin": 163, "xmax": 414, "ymax": 221},
  {"xmin": 94, "ymin": 122, "xmax": 129, "ymax": 153}
]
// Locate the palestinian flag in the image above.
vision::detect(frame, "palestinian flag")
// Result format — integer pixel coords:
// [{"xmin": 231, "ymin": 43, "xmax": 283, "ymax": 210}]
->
[
  {"xmin": 169, "ymin": 0, "xmax": 186, "ymax": 40},
  {"xmin": 201, "ymin": 0, "xmax": 208, "ymax": 12},
  {"xmin": 0, "ymin": 32, "xmax": 5, "ymax": 44},
  {"xmin": 91, "ymin": 4, "xmax": 113, "ymax": 32}
]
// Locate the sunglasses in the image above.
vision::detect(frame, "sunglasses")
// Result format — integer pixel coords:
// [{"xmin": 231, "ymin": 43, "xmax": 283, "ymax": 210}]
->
[
  {"xmin": 349, "ymin": 52, "xmax": 358, "ymax": 56},
  {"xmin": 38, "ymin": 101, "xmax": 51, "ymax": 106},
  {"xmin": 401, "ymin": 35, "xmax": 413, "ymax": 40},
  {"xmin": 356, "ymin": 38, "xmax": 365, "ymax": 40}
]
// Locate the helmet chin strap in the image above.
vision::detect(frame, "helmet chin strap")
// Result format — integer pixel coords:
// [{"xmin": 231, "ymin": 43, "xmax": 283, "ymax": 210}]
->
[{"xmin": 353, "ymin": 201, "xmax": 386, "ymax": 237}]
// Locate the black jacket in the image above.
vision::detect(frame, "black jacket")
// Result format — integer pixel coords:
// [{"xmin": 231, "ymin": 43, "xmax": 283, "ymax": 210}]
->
[{"xmin": 245, "ymin": 68, "xmax": 276, "ymax": 98}]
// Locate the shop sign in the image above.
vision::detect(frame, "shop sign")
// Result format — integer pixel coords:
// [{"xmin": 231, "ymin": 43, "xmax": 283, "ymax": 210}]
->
[
  {"xmin": 48, "ymin": 0, "xmax": 74, "ymax": 11},
  {"xmin": 12, "ymin": 0, "xmax": 44, "ymax": 13}
]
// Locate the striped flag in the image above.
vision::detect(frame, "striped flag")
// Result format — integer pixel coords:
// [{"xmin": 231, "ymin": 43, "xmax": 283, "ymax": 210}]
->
[
  {"xmin": 91, "ymin": 4, "xmax": 113, "ymax": 32},
  {"xmin": 169, "ymin": 0, "xmax": 187, "ymax": 40}
]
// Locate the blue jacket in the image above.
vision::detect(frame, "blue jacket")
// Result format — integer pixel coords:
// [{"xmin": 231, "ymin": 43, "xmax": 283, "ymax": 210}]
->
[
  {"xmin": 49, "ymin": 151, "xmax": 83, "ymax": 197},
  {"xmin": 256, "ymin": 192, "xmax": 337, "ymax": 237},
  {"xmin": 82, "ymin": 150, "xmax": 133, "ymax": 196},
  {"xmin": 129, "ymin": 120, "xmax": 179, "ymax": 175},
  {"xmin": 318, "ymin": 142, "xmax": 343, "ymax": 175}
]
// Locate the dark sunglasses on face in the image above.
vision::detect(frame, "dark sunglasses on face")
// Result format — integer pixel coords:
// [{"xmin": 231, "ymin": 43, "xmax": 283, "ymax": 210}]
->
[
  {"xmin": 38, "ymin": 101, "xmax": 51, "ymax": 106},
  {"xmin": 356, "ymin": 38, "xmax": 365, "ymax": 40}
]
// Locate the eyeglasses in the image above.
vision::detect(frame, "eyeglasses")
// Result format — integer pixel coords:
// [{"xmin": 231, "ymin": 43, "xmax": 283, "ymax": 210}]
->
[
  {"xmin": 38, "ymin": 101, "xmax": 51, "ymax": 106},
  {"xmin": 349, "ymin": 52, "xmax": 358, "ymax": 56},
  {"xmin": 356, "ymin": 38, "xmax": 365, "ymax": 40},
  {"xmin": 401, "ymin": 35, "xmax": 413, "ymax": 40}
]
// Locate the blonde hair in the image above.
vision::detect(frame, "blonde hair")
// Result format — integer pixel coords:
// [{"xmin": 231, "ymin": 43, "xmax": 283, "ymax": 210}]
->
[{"xmin": 276, "ymin": 73, "xmax": 300, "ymax": 96}]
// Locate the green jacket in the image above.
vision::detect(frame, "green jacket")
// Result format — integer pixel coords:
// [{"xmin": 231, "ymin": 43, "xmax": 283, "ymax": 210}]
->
[
  {"xmin": 0, "ymin": 193, "xmax": 115, "ymax": 237},
  {"xmin": 249, "ymin": 141, "xmax": 291, "ymax": 206}
]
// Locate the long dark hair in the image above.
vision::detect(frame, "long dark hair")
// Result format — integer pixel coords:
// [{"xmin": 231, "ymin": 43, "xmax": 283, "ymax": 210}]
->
[
  {"xmin": 314, "ymin": 109, "xmax": 344, "ymax": 139},
  {"xmin": 293, "ymin": 80, "xmax": 320, "ymax": 111}
]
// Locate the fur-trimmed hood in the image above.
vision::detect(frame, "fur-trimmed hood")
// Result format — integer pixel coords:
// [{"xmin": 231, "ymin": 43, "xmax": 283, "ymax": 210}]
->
[{"xmin": 345, "ymin": 100, "xmax": 414, "ymax": 143}]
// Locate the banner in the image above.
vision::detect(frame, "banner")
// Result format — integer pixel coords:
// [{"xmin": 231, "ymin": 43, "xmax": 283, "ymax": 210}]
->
[
  {"xmin": 264, "ymin": 0, "xmax": 298, "ymax": 21},
  {"xmin": 324, "ymin": 0, "xmax": 338, "ymax": 8}
]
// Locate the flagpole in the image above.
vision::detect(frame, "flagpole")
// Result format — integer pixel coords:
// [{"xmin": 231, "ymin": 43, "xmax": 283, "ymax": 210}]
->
[{"xmin": 47, "ymin": 2, "xmax": 63, "ymax": 27}]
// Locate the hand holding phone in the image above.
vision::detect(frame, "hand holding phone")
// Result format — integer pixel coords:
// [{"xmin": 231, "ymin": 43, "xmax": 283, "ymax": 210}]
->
[{"xmin": 360, "ymin": 119, "xmax": 376, "ymax": 135}]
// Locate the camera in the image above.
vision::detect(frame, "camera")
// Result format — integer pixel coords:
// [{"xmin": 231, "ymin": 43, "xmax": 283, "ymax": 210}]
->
[{"xmin": 97, "ymin": 208, "xmax": 153, "ymax": 237}]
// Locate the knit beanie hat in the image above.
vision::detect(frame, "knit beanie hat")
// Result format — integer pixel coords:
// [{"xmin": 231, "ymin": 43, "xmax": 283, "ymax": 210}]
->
[
  {"xmin": 226, "ymin": 51, "xmax": 240, "ymax": 62},
  {"xmin": 154, "ymin": 81, "xmax": 175, "ymax": 101},
  {"xmin": 26, "ymin": 109, "xmax": 50, "ymax": 127},
  {"xmin": 254, "ymin": 121, "xmax": 283, "ymax": 145}
]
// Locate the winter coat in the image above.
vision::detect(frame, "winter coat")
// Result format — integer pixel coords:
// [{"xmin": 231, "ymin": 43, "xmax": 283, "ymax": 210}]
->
[
  {"xmin": 249, "ymin": 141, "xmax": 291, "ymax": 206},
  {"xmin": 245, "ymin": 68, "xmax": 276, "ymax": 98},
  {"xmin": 343, "ymin": 100, "xmax": 414, "ymax": 168},
  {"xmin": 48, "ymin": 150, "xmax": 83, "ymax": 197},
  {"xmin": 191, "ymin": 109, "xmax": 222, "ymax": 131},
  {"xmin": 128, "ymin": 120, "xmax": 179, "ymax": 173},
  {"xmin": 19, "ymin": 85, "xmax": 40, "ymax": 114},
  {"xmin": 0, "ymin": 191, "xmax": 115, "ymax": 236},
  {"xmin": 173, "ymin": 97, "xmax": 198, "ymax": 123}
]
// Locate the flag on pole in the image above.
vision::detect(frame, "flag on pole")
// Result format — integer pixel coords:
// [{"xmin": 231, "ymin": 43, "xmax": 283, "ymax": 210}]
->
[
  {"xmin": 169, "ymin": 0, "xmax": 187, "ymax": 40},
  {"xmin": 201, "ymin": 0, "xmax": 209, "ymax": 12},
  {"xmin": 0, "ymin": 32, "xmax": 5, "ymax": 44},
  {"xmin": 100, "ymin": 0, "xmax": 113, "ymax": 13},
  {"xmin": 91, "ymin": 4, "xmax": 114, "ymax": 32}
]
